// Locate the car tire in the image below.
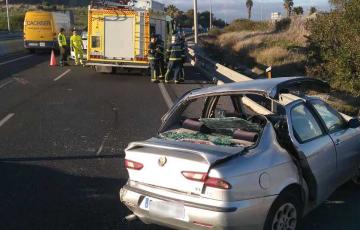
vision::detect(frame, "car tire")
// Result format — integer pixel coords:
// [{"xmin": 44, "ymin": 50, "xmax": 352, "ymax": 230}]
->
[{"xmin": 263, "ymin": 193, "xmax": 301, "ymax": 230}]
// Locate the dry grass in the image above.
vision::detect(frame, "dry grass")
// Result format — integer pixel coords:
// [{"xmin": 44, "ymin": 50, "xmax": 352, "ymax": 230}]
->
[
  {"xmin": 251, "ymin": 46, "xmax": 306, "ymax": 66},
  {"xmin": 206, "ymin": 16, "xmax": 309, "ymax": 72}
]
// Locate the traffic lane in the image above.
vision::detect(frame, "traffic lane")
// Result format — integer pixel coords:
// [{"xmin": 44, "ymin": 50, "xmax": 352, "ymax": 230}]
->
[
  {"xmin": 0, "ymin": 58, "xmax": 76, "ymax": 118},
  {"xmin": 0, "ymin": 52, "xmax": 48, "ymax": 82},
  {"xmin": 0, "ymin": 67, "xmax": 169, "ymax": 230},
  {"xmin": 300, "ymin": 182, "xmax": 360, "ymax": 230},
  {"xmin": 0, "ymin": 66, "xmax": 168, "ymax": 158}
]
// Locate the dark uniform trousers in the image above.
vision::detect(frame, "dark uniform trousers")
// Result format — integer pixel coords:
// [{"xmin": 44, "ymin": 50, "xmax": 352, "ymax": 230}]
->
[
  {"xmin": 149, "ymin": 57, "xmax": 160, "ymax": 81},
  {"xmin": 165, "ymin": 43, "xmax": 184, "ymax": 82},
  {"xmin": 166, "ymin": 59, "xmax": 183, "ymax": 81}
]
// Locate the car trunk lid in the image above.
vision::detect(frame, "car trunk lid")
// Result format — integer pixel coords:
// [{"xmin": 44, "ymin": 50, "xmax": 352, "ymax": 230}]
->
[{"xmin": 125, "ymin": 138, "xmax": 244, "ymax": 195}]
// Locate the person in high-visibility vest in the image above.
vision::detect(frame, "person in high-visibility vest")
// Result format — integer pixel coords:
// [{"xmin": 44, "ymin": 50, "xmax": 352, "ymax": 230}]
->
[
  {"xmin": 165, "ymin": 35, "xmax": 184, "ymax": 84},
  {"xmin": 148, "ymin": 35, "xmax": 160, "ymax": 83},
  {"xmin": 70, "ymin": 29, "xmax": 85, "ymax": 66},
  {"xmin": 58, "ymin": 28, "xmax": 68, "ymax": 67}
]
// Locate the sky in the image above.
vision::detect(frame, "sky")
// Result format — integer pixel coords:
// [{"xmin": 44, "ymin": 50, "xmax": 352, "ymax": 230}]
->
[{"xmin": 160, "ymin": 0, "xmax": 331, "ymax": 22}]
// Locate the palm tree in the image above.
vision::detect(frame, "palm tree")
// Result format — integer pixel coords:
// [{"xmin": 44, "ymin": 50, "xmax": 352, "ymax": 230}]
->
[
  {"xmin": 246, "ymin": 0, "xmax": 253, "ymax": 20},
  {"xmin": 293, "ymin": 6, "xmax": 304, "ymax": 15},
  {"xmin": 165, "ymin": 4, "xmax": 180, "ymax": 18},
  {"xmin": 283, "ymin": 0, "xmax": 294, "ymax": 17}
]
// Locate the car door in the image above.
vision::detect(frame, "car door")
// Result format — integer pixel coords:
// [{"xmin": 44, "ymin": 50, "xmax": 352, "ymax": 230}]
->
[
  {"xmin": 310, "ymin": 99, "xmax": 360, "ymax": 184},
  {"xmin": 286, "ymin": 100, "xmax": 338, "ymax": 204}
]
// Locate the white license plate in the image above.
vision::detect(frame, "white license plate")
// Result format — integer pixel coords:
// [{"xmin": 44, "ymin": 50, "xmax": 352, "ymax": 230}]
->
[
  {"xmin": 39, "ymin": 42, "xmax": 45, "ymax": 47},
  {"xmin": 140, "ymin": 197, "xmax": 185, "ymax": 220},
  {"xmin": 28, "ymin": 43, "xmax": 38, "ymax": 47}
]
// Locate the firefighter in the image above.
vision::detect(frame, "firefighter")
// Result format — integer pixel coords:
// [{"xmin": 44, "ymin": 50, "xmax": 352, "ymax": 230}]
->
[
  {"xmin": 156, "ymin": 35, "xmax": 165, "ymax": 81},
  {"xmin": 70, "ymin": 29, "xmax": 85, "ymax": 66},
  {"xmin": 58, "ymin": 28, "xmax": 68, "ymax": 67},
  {"xmin": 179, "ymin": 32, "xmax": 186, "ymax": 82},
  {"xmin": 165, "ymin": 35, "xmax": 184, "ymax": 84},
  {"xmin": 148, "ymin": 35, "xmax": 160, "ymax": 83}
]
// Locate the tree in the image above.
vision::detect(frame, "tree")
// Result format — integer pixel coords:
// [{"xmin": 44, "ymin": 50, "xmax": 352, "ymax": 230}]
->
[
  {"xmin": 309, "ymin": 6, "xmax": 317, "ymax": 15},
  {"xmin": 246, "ymin": 0, "xmax": 253, "ymax": 20},
  {"xmin": 165, "ymin": 4, "xmax": 180, "ymax": 18},
  {"xmin": 283, "ymin": 0, "xmax": 294, "ymax": 17},
  {"xmin": 329, "ymin": 0, "xmax": 348, "ymax": 8},
  {"xmin": 293, "ymin": 6, "xmax": 304, "ymax": 15},
  {"xmin": 306, "ymin": 0, "xmax": 360, "ymax": 96}
]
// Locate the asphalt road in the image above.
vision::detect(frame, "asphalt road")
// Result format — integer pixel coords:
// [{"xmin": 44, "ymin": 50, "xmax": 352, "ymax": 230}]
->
[{"xmin": 0, "ymin": 52, "xmax": 359, "ymax": 230}]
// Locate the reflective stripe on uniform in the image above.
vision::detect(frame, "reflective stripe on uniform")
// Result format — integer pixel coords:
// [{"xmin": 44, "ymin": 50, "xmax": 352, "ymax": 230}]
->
[{"xmin": 169, "ymin": 58, "xmax": 182, "ymax": 61}]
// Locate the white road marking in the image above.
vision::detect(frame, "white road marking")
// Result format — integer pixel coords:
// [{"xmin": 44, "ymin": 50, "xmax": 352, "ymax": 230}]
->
[
  {"xmin": 0, "ymin": 113, "xmax": 15, "ymax": 128},
  {"xmin": 54, "ymin": 69, "xmax": 71, "ymax": 81},
  {"xmin": 96, "ymin": 141, "xmax": 105, "ymax": 156},
  {"xmin": 158, "ymin": 83, "xmax": 173, "ymax": 109},
  {"xmin": 0, "ymin": 54, "xmax": 34, "ymax": 66},
  {"xmin": 0, "ymin": 79, "xmax": 14, "ymax": 89},
  {"xmin": 96, "ymin": 133, "xmax": 109, "ymax": 156}
]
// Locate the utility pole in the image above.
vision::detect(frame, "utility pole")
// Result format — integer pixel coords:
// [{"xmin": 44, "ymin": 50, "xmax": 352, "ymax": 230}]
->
[
  {"xmin": 209, "ymin": 0, "xmax": 213, "ymax": 30},
  {"xmin": 6, "ymin": 0, "xmax": 11, "ymax": 32},
  {"xmin": 260, "ymin": 0, "xmax": 263, "ymax": 21},
  {"xmin": 193, "ymin": 0, "xmax": 198, "ymax": 44}
]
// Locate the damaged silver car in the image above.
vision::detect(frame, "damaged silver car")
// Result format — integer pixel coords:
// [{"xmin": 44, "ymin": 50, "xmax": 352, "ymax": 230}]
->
[{"xmin": 120, "ymin": 77, "xmax": 360, "ymax": 230}]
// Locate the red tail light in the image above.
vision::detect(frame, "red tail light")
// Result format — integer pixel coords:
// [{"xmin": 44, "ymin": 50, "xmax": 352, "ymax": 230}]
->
[
  {"xmin": 181, "ymin": 171, "xmax": 207, "ymax": 181},
  {"xmin": 125, "ymin": 159, "xmax": 143, "ymax": 170},
  {"xmin": 204, "ymin": 177, "xmax": 231, "ymax": 190},
  {"xmin": 181, "ymin": 171, "xmax": 231, "ymax": 190}
]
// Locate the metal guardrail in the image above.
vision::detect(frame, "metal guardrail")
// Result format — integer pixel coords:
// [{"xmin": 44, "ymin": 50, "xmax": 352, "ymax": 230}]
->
[{"xmin": 187, "ymin": 46, "xmax": 252, "ymax": 84}]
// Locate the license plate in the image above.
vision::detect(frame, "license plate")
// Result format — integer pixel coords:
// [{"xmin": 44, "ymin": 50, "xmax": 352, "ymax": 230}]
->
[
  {"xmin": 28, "ymin": 43, "xmax": 38, "ymax": 47},
  {"xmin": 140, "ymin": 197, "xmax": 185, "ymax": 220},
  {"xmin": 39, "ymin": 42, "xmax": 45, "ymax": 47}
]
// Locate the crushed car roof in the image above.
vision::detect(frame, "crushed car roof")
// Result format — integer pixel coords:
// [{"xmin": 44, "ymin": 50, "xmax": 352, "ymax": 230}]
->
[{"xmin": 186, "ymin": 77, "xmax": 329, "ymax": 100}]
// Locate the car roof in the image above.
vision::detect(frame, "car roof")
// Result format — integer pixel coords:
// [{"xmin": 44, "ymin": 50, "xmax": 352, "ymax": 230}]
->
[{"xmin": 186, "ymin": 77, "xmax": 329, "ymax": 100}]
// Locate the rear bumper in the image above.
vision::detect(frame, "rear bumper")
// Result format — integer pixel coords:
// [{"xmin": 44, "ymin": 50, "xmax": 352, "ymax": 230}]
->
[
  {"xmin": 87, "ymin": 61, "xmax": 149, "ymax": 69},
  {"xmin": 120, "ymin": 184, "xmax": 276, "ymax": 230},
  {"xmin": 24, "ymin": 40, "xmax": 57, "ymax": 49}
]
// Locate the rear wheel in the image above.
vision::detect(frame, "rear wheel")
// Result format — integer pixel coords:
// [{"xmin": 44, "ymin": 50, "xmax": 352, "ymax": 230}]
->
[{"xmin": 263, "ymin": 193, "xmax": 301, "ymax": 230}]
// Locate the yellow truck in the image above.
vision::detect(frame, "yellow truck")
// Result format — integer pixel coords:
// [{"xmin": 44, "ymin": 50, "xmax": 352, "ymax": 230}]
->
[
  {"xmin": 87, "ymin": 0, "xmax": 172, "ymax": 73},
  {"xmin": 23, "ymin": 10, "xmax": 73, "ymax": 52}
]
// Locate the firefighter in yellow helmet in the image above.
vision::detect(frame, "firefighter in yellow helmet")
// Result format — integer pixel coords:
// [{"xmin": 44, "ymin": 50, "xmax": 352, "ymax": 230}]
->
[{"xmin": 70, "ymin": 29, "xmax": 85, "ymax": 66}]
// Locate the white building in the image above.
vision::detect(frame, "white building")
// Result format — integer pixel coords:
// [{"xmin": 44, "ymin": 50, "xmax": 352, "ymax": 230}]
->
[{"xmin": 271, "ymin": 12, "xmax": 282, "ymax": 22}]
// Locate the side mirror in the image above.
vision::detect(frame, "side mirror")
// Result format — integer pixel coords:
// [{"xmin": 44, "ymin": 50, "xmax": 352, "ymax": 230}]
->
[{"xmin": 348, "ymin": 118, "xmax": 360, "ymax": 129}]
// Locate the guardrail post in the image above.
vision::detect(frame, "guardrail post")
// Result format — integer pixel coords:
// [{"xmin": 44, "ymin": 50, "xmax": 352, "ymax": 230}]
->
[{"xmin": 266, "ymin": 66, "xmax": 272, "ymax": 79}]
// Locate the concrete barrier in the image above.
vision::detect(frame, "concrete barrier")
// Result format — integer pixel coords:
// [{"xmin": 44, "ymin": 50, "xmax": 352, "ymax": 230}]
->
[{"xmin": 0, "ymin": 39, "xmax": 25, "ymax": 56}]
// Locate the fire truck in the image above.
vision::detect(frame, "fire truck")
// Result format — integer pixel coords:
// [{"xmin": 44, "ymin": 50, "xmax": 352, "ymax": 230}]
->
[{"xmin": 87, "ymin": 0, "xmax": 172, "ymax": 73}]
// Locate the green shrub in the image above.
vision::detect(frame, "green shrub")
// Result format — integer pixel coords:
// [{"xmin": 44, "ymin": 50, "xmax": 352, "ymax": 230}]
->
[
  {"xmin": 275, "ymin": 18, "xmax": 291, "ymax": 32},
  {"xmin": 306, "ymin": 0, "xmax": 360, "ymax": 96}
]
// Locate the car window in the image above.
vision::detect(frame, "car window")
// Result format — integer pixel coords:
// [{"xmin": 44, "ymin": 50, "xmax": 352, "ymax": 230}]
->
[
  {"xmin": 182, "ymin": 98, "xmax": 205, "ymax": 119},
  {"xmin": 311, "ymin": 100, "xmax": 346, "ymax": 133},
  {"xmin": 291, "ymin": 104, "xmax": 323, "ymax": 143},
  {"xmin": 214, "ymin": 96, "xmax": 236, "ymax": 118}
]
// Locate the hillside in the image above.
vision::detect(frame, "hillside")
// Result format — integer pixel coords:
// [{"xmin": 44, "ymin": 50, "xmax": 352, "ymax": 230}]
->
[{"xmin": 203, "ymin": 16, "xmax": 309, "ymax": 77}]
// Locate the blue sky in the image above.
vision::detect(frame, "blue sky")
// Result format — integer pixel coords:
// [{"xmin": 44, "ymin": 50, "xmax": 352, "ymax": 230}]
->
[{"xmin": 161, "ymin": 0, "xmax": 331, "ymax": 21}]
